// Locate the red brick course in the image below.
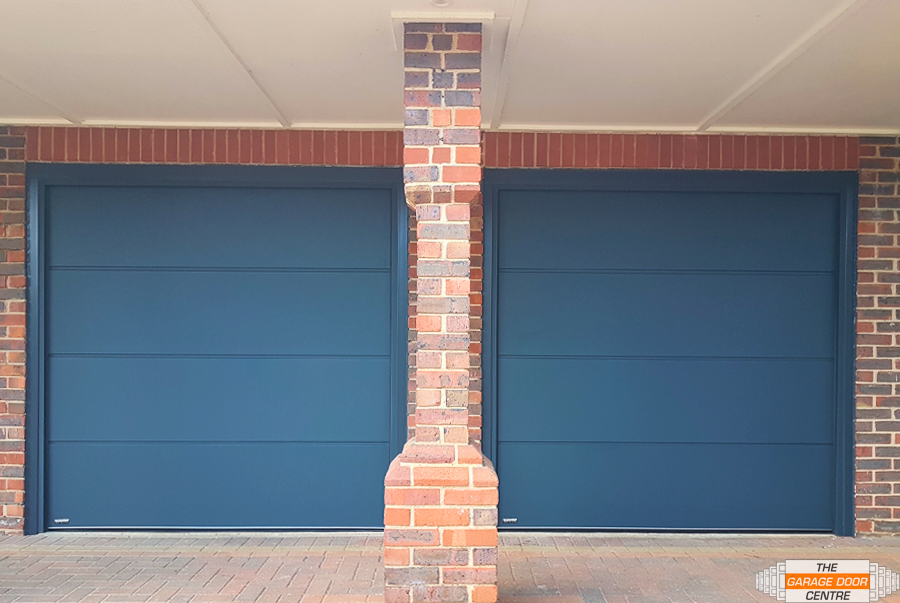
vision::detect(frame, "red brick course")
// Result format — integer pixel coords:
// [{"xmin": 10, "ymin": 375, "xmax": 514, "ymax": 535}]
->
[
  {"xmin": 483, "ymin": 132, "xmax": 860, "ymax": 170},
  {"xmin": 24, "ymin": 126, "xmax": 403, "ymax": 166},
  {"xmin": 0, "ymin": 126, "xmax": 26, "ymax": 533}
]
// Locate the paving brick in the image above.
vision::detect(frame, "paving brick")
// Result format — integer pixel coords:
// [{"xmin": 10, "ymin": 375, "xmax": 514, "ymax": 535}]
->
[{"xmin": 7, "ymin": 532, "xmax": 896, "ymax": 602}]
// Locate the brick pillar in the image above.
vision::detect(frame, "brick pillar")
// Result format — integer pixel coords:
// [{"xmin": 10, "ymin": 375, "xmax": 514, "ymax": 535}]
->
[
  {"xmin": 384, "ymin": 23, "xmax": 498, "ymax": 603},
  {"xmin": 855, "ymin": 136, "xmax": 900, "ymax": 534},
  {"xmin": 0, "ymin": 127, "xmax": 26, "ymax": 533}
]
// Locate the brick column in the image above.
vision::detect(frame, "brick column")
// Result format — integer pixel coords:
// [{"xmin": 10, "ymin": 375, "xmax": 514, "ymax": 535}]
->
[
  {"xmin": 0, "ymin": 127, "xmax": 26, "ymax": 533},
  {"xmin": 384, "ymin": 23, "xmax": 498, "ymax": 603},
  {"xmin": 855, "ymin": 136, "xmax": 900, "ymax": 534}
]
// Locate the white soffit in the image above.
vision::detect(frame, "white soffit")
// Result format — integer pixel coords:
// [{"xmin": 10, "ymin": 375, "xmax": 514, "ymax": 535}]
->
[
  {"xmin": 0, "ymin": 77, "xmax": 70, "ymax": 124},
  {"xmin": 714, "ymin": 0, "xmax": 900, "ymax": 133},
  {"xmin": 498, "ymin": 0, "xmax": 851, "ymax": 130},
  {"xmin": 0, "ymin": 0, "xmax": 897, "ymax": 133},
  {"xmin": 195, "ymin": 0, "xmax": 515, "ymax": 129},
  {"xmin": 0, "ymin": 0, "xmax": 284, "ymax": 126}
]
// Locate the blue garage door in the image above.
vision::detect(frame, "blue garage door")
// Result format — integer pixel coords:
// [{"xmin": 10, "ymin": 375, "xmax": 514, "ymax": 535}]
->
[
  {"xmin": 42, "ymin": 170, "xmax": 401, "ymax": 529},
  {"xmin": 491, "ymin": 173, "xmax": 851, "ymax": 531}
]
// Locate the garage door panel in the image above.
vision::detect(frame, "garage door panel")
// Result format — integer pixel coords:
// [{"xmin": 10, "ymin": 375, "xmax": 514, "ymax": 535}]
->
[
  {"xmin": 498, "ymin": 358, "xmax": 834, "ymax": 444},
  {"xmin": 498, "ymin": 272, "xmax": 835, "ymax": 358},
  {"xmin": 493, "ymin": 176, "xmax": 844, "ymax": 531},
  {"xmin": 47, "ymin": 442, "xmax": 389, "ymax": 529},
  {"xmin": 42, "ymin": 171, "xmax": 400, "ymax": 530},
  {"xmin": 498, "ymin": 191, "xmax": 838, "ymax": 273},
  {"xmin": 498, "ymin": 442, "xmax": 834, "ymax": 530},
  {"xmin": 48, "ymin": 357, "xmax": 390, "ymax": 443},
  {"xmin": 47, "ymin": 186, "xmax": 391, "ymax": 269},
  {"xmin": 48, "ymin": 270, "xmax": 390, "ymax": 355}
]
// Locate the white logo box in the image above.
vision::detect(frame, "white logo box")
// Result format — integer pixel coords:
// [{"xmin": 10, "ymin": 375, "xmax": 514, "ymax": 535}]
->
[{"xmin": 756, "ymin": 560, "xmax": 900, "ymax": 602}]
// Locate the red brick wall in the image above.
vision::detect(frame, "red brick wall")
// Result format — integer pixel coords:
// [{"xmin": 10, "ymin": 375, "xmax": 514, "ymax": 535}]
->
[
  {"xmin": 0, "ymin": 126, "xmax": 403, "ymax": 534},
  {"xmin": 2, "ymin": 126, "xmax": 895, "ymax": 536},
  {"xmin": 853, "ymin": 136, "xmax": 900, "ymax": 534},
  {"xmin": 0, "ymin": 127, "xmax": 26, "ymax": 532}
]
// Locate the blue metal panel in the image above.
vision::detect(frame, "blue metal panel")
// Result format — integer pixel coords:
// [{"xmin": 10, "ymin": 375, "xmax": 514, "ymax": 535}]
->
[
  {"xmin": 47, "ymin": 270, "xmax": 390, "ymax": 355},
  {"xmin": 29, "ymin": 165, "xmax": 404, "ymax": 531},
  {"xmin": 498, "ymin": 442, "xmax": 834, "ymax": 530},
  {"xmin": 499, "ymin": 358, "xmax": 834, "ymax": 444},
  {"xmin": 47, "ymin": 186, "xmax": 391, "ymax": 269},
  {"xmin": 498, "ymin": 272, "xmax": 836, "ymax": 358},
  {"xmin": 484, "ymin": 169, "xmax": 856, "ymax": 533},
  {"xmin": 498, "ymin": 190, "xmax": 838, "ymax": 272},
  {"xmin": 48, "ymin": 357, "xmax": 390, "ymax": 443},
  {"xmin": 47, "ymin": 442, "xmax": 389, "ymax": 528}
]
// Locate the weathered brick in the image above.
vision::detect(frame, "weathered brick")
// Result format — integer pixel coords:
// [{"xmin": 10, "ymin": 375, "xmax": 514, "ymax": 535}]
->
[
  {"xmin": 443, "ymin": 568, "xmax": 497, "ymax": 584},
  {"xmin": 444, "ymin": 53, "xmax": 480, "ymax": 70},
  {"xmin": 473, "ymin": 547, "xmax": 498, "ymax": 565},
  {"xmin": 445, "ymin": 23, "xmax": 482, "ymax": 32},
  {"xmin": 419, "ymin": 224, "xmax": 469, "ymax": 240},
  {"xmin": 404, "ymin": 34, "xmax": 429, "ymax": 50},
  {"xmin": 414, "ymin": 548, "xmax": 469, "ymax": 566},
  {"xmin": 471, "ymin": 586, "xmax": 498, "ymax": 603},
  {"xmin": 405, "ymin": 91, "xmax": 443, "ymax": 108},
  {"xmin": 385, "ymin": 567, "xmax": 439, "ymax": 585},
  {"xmin": 442, "ymin": 529, "xmax": 497, "ymax": 547},
  {"xmin": 432, "ymin": 35, "xmax": 453, "ymax": 51},
  {"xmin": 411, "ymin": 586, "xmax": 468, "ymax": 603},
  {"xmin": 405, "ymin": 129, "xmax": 441, "ymax": 146},
  {"xmin": 457, "ymin": 73, "xmax": 481, "ymax": 89},
  {"xmin": 444, "ymin": 91, "xmax": 476, "ymax": 106},
  {"xmin": 405, "ymin": 52, "xmax": 442, "ymax": 69},
  {"xmin": 406, "ymin": 71, "xmax": 429, "ymax": 88},
  {"xmin": 414, "ymin": 508, "xmax": 469, "ymax": 526},
  {"xmin": 442, "ymin": 129, "xmax": 480, "ymax": 145},
  {"xmin": 433, "ymin": 71, "xmax": 454, "ymax": 89},
  {"xmin": 385, "ymin": 488, "xmax": 441, "ymax": 506},
  {"xmin": 384, "ymin": 529, "xmax": 439, "ymax": 546},
  {"xmin": 473, "ymin": 508, "xmax": 497, "ymax": 526},
  {"xmin": 444, "ymin": 489, "xmax": 498, "ymax": 505},
  {"xmin": 859, "ymin": 459, "xmax": 893, "ymax": 470}
]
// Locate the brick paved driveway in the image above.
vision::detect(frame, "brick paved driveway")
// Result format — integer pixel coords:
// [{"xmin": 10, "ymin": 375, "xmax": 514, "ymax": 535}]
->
[{"xmin": 2, "ymin": 532, "xmax": 900, "ymax": 603}]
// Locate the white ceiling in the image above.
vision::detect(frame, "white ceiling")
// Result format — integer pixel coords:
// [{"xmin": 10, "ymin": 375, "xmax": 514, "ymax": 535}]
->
[{"xmin": 0, "ymin": 0, "xmax": 897, "ymax": 134}]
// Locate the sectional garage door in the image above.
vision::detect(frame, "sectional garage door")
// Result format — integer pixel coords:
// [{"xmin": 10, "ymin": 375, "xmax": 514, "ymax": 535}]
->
[
  {"xmin": 40, "ymin": 168, "xmax": 401, "ymax": 529},
  {"xmin": 489, "ymin": 172, "xmax": 853, "ymax": 532}
]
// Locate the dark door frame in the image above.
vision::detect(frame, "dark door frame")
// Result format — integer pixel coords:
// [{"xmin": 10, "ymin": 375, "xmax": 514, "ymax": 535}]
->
[
  {"xmin": 24, "ymin": 164, "xmax": 408, "ymax": 534},
  {"xmin": 482, "ymin": 168, "xmax": 858, "ymax": 536}
]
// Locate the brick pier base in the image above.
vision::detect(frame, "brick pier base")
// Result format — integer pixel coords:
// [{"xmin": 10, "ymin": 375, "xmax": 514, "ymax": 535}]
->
[{"xmin": 384, "ymin": 442, "xmax": 498, "ymax": 603}]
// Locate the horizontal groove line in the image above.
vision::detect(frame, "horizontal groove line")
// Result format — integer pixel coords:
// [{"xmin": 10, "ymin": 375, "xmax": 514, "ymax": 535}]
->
[
  {"xmin": 49, "ymin": 354, "xmax": 390, "ymax": 359},
  {"xmin": 49, "ymin": 441, "xmax": 389, "ymax": 445},
  {"xmin": 49, "ymin": 266, "xmax": 390, "ymax": 273},
  {"xmin": 497, "ymin": 441, "xmax": 834, "ymax": 446},
  {"xmin": 498, "ymin": 268, "xmax": 833, "ymax": 276},
  {"xmin": 499, "ymin": 526, "xmax": 832, "ymax": 533},
  {"xmin": 48, "ymin": 525, "xmax": 384, "ymax": 531},
  {"xmin": 498, "ymin": 355, "xmax": 832, "ymax": 361}
]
